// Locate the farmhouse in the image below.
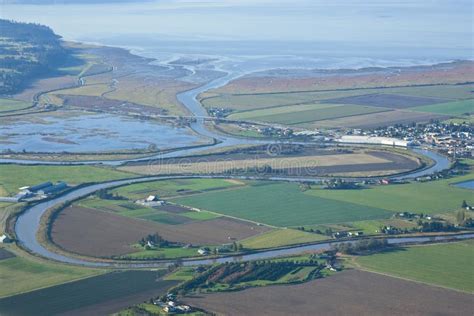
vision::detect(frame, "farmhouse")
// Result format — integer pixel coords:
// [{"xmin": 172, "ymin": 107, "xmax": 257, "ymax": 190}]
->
[
  {"xmin": 135, "ymin": 195, "xmax": 165, "ymax": 207},
  {"xmin": 0, "ymin": 234, "xmax": 11, "ymax": 243},
  {"xmin": 197, "ymin": 248, "xmax": 209, "ymax": 255}
]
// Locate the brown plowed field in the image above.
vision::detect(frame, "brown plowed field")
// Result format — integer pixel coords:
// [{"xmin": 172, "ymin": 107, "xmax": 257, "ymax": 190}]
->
[
  {"xmin": 51, "ymin": 206, "xmax": 270, "ymax": 257},
  {"xmin": 185, "ymin": 270, "xmax": 473, "ymax": 316},
  {"xmin": 51, "ymin": 206, "xmax": 163, "ymax": 257}
]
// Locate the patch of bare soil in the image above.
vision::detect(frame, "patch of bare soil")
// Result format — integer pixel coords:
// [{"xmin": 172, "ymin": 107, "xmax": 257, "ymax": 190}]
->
[{"xmin": 185, "ymin": 269, "xmax": 474, "ymax": 316}]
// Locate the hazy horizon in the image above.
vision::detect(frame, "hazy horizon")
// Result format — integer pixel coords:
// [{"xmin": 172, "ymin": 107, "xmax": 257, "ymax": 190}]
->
[{"xmin": 1, "ymin": 0, "xmax": 473, "ymax": 64}]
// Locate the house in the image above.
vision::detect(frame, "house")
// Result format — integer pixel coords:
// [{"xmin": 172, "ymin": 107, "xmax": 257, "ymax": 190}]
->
[
  {"xmin": 333, "ymin": 231, "xmax": 349, "ymax": 238},
  {"xmin": 146, "ymin": 195, "xmax": 158, "ymax": 202},
  {"xmin": 197, "ymin": 248, "xmax": 209, "ymax": 255},
  {"xmin": 0, "ymin": 234, "xmax": 11, "ymax": 243},
  {"xmin": 14, "ymin": 190, "xmax": 33, "ymax": 201},
  {"xmin": 163, "ymin": 306, "xmax": 176, "ymax": 313}
]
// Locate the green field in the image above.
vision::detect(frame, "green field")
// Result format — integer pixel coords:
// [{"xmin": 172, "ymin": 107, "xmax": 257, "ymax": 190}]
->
[
  {"xmin": 173, "ymin": 182, "xmax": 393, "ymax": 227},
  {"xmin": 242, "ymin": 228, "xmax": 328, "ymax": 249},
  {"xmin": 0, "ymin": 254, "xmax": 103, "ymax": 298},
  {"xmin": 356, "ymin": 240, "xmax": 474, "ymax": 292},
  {"xmin": 0, "ymin": 98, "xmax": 31, "ymax": 113},
  {"xmin": 0, "ymin": 165, "xmax": 134, "ymax": 196},
  {"xmin": 203, "ymin": 84, "xmax": 474, "ymax": 113},
  {"xmin": 229, "ymin": 103, "xmax": 388, "ymax": 125},
  {"xmin": 0, "ymin": 270, "xmax": 176, "ymax": 316},
  {"xmin": 77, "ymin": 197, "xmax": 196, "ymax": 225},
  {"xmin": 306, "ymin": 175, "xmax": 474, "ymax": 214},
  {"xmin": 181, "ymin": 210, "xmax": 222, "ymax": 220},
  {"xmin": 110, "ymin": 178, "xmax": 242, "ymax": 200},
  {"xmin": 202, "ymin": 90, "xmax": 374, "ymax": 111},
  {"xmin": 412, "ymin": 99, "xmax": 474, "ymax": 115},
  {"xmin": 228, "ymin": 103, "xmax": 335, "ymax": 120}
]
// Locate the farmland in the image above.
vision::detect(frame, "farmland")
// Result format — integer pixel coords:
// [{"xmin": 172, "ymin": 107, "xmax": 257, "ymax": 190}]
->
[
  {"xmin": 241, "ymin": 228, "xmax": 328, "ymax": 249},
  {"xmin": 0, "ymin": 98, "xmax": 31, "ymax": 113},
  {"xmin": 0, "ymin": 164, "xmax": 134, "ymax": 196},
  {"xmin": 201, "ymin": 69, "xmax": 473, "ymax": 128},
  {"xmin": 228, "ymin": 104, "xmax": 389, "ymax": 125},
  {"xmin": 0, "ymin": 270, "xmax": 177, "ymax": 316},
  {"xmin": 184, "ymin": 269, "xmax": 474, "ymax": 316},
  {"xmin": 0, "ymin": 251, "xmax": 104, "ymax": 298},
  {"xmin": 51, "ymin": 206, "xmax": 167, "ymax": 257},
  {"xmin": 109, "ymin": 178, "xmax": 244, "ymax": 200},
  {"xmin": 173, "ymin": 182, "xmax": 394, "ymax": 227},
  {"xmin": 121, "ymin": 147, "xmax": 421, "ymax": 178},
  {"xmin": 412, "ymin": 99, "xmax": 474, "ymax": 116},
  {"xmin": 305, "ymin": 174, "xmax": 474, "ymax": 213},
  {"xmin": 51, "ymin": 203, "xmax": 270, "ymax": 258},
  {"xmin": 355, "ymin": 240, "xmax": 474, "ymax": 292},
  {"xmin": 306, "ymin": 110, "xmax": 447, "ymax": 129}
]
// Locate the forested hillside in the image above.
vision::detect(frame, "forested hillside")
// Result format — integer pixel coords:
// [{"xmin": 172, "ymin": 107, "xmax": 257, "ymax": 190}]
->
[{"xmin": 0, "ymin": 19, "xmax": 70, "ymax": 94}]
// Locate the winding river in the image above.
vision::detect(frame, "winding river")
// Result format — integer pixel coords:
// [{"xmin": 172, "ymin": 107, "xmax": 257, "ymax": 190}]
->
[
  {"xmin": 15, "ymin": 174, "xmax": 474, "ymax": 268},
  {"xmin": 8, "ymin": 63, "xmax": 459, "ymax": 268}
]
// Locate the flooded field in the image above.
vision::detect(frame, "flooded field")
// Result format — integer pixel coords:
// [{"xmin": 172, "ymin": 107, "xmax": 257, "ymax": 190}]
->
[
  {"xmin": 0, "ymin": 111, "xmax": 206, "ymax": 153},
  {"xmin": 454, "ymin": 180, "xmax": 474, "ymax": 190}
]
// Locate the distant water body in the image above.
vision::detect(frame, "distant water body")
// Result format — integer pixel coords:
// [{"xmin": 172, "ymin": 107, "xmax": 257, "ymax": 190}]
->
[{"xmin": 2, "ymin": 0, "xmax": 473, "ymax": 71}]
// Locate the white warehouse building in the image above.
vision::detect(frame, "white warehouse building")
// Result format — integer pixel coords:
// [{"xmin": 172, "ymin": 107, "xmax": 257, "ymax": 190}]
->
[{"xmin": 335, "ymin": 135, "xmax": 414, "ymax": 147}]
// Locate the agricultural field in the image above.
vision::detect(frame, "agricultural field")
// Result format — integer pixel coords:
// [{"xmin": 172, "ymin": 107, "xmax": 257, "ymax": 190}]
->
[
  {"xmin": 175, "ymin": 257, "xmax": 327, "ymax": 295},
  {"xmin": 0, "ymin": 98, "xmax": 31, "ymax": 113},
  {"xmin": 52, "ymin": 201, "xmax": 270, "ymax": 258},
  {"xmin": 306, "ymin": 110, "xmax": 447, "ymax": 129},
  {"xmin": 0, "ymin": 270, "xmax": 177, "ymax": 316},
  {"xmin": 51, "ymin": 206, "xmax": 168, "ymax": 257},
  {"xmin": 0, "ymin": 164, "xmax": 134, "ymax": 196},
  {"xmin": 228, "ymin": 103, "xmax": 389, "ymax": 125},
  {"xmin": 241, "ymin": 228, "xmax": 328, "ymax": 249},
  {"xmin": 305, "ymin": 174, "xmax": 474, "ymax": 214},
  {"xmin": 121, "ymin": 148, "xmax": 421, "ymax": 178},
  {"xmin": 412, "ymin": 99, "xmax": 474, "ymax": 116},
  {"xmin": 184, "ymin": 269, "xmax": 474, "ymax": 316},
  {"xmin": 109, "ymin": 178, "xmax": 244, "ymax": 200},
  {"xmin": 324, "ymin": 93, "xmax": 449, "ymax": 109},
  {"xmin": 172, "ymin": 182, "xmax": 394, "ymax": 227},
  {"xmin": 355, "ymin": 240, "xmax": 474, "ymax": 292},
  {"xmin": 0, "ymin": 250, "xmax": 104, "ymax": 298},
  {"xmin": 202, "ymin": 72, "xmax": 473, "ymax": 128}
]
